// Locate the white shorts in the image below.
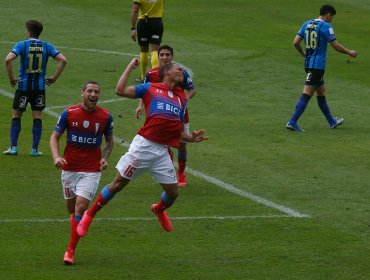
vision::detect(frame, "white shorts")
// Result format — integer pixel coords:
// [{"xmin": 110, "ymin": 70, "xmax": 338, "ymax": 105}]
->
[
  {"xmin": 180, "ymin": 122, "xmax": 190, "ymax": 144},
  {"xmin": 116, "ymin": 134, "xmax": 177, "ymax": 184},
  {"xmin": 61, "ymin": 171, "xmax": 101, "ymax": 201}
]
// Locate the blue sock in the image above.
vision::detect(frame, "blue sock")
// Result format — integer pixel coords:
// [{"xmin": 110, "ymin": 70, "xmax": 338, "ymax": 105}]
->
[
  {"xmin": 10, "ymin": 118, "xmax": 21, "ymax": 147},
  {"xmin": 177, "ymin": 150, "xmax": 187, "ymax": 161},
  {"xmin": 74, "ymin": 215, "xmax": 82, "ymax": 222},
  {"xmin": 101, "ymin": 185, "xmax": 115, "ymax": 201},
  {"xmin": 161, "ymin": 191, "xmax": 176, "ymax": 207},
  {"xmin": 317, "ymin": 96, "xmax": 335, "ymax": 125},
  {"xmin": 32, "ymin": 119, "xmax": 42, "ymax": 150},
  {"xmin": 289, "ymin": 94, "xmax": 311, "ymax": 123}
]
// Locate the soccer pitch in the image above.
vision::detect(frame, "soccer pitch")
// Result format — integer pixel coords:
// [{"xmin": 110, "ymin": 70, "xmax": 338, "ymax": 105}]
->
[{"xmin": 1, "ymin": 0, "xmax": 370, "ymax": 279}]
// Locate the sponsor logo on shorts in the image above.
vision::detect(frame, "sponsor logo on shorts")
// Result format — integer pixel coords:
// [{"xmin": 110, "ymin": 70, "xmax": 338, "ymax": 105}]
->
[
  {"xmin": 132, "ymin": 158, "xmax": 142, "ymax": 167},
  {"xmin": 63, "ymin": 179, "xmax": 72, "ymax": 187},
  {"xmin": 19, "ymin": 96, "xmax": 27, "ymax": 109},
  {"xmin": 36, "ymin": 95, "xmax": 44, "ymax": 106}
]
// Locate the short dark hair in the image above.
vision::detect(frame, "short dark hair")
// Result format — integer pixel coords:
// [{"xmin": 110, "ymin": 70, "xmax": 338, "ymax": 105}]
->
[
  {"xmin": 25, "ymin": 20, "xmax": 43, "ymax": 37},
  {"xmin": 158, "ymin": 45, "xmax": 174, "ymax": 56},
  {"xmin": 159, "ymin": 63, "xmax": 175, "ymax": 81},
  {"xmin": 320, "ymin": 4, "xmax": 336, "ymax": 16},
  {"xmin": 82, "ymin": 80, "xmax": 100, "ymax": 91}
]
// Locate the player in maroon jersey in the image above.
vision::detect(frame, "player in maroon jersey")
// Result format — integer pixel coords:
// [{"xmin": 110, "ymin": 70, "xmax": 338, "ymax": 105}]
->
[
  {"xmin": 77, "ymin": 58, "xmax": 207, "ymax": 239},
  {"xmin": 50, "ymin": 81, "xmax": 114, "ymax": 265}
]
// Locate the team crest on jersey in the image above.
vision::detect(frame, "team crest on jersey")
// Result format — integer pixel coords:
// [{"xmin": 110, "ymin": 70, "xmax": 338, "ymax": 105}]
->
[
  {"xmin": 168, "ymin": 91, "xmax": 173, "ymax": 98},
  {"xmin": 83, "ymin": 120, "xmax": 90, "ymax": 128}
]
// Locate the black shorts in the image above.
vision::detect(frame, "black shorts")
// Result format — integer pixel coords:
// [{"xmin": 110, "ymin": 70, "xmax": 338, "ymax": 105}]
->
[
  {"xmin": 304, "ymin": 68, "xmax": 325, "ymax": 87},
  {"xmin": 137, "ymin": 18, "xmax": 164, "ymax": 46},
  {"xmin": 13, "ymin": 90, "xmax": 46, "ymax": 112}
]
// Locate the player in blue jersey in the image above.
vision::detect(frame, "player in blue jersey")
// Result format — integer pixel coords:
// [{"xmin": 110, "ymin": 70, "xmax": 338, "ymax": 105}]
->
[
  {"xmin": 286, "ymin": 4, "xmax": 357, "ymax": 132},
  {"xmin": 3, "ymin": 20, "xmax": 67, "ymax": 155}
]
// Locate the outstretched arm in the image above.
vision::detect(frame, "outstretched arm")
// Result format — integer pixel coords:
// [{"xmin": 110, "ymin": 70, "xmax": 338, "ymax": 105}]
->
[
  {"xmin": 46, "ymin": 53, "xmax": 68, "ymax": 86},
  {"xmin": 115, "ymin": 58, "xmax": 140, "ymax": 99},
  {"xmin": 181, "ymin": 129, "xmax": 208, "ymax": 143},
  {"xmin": 330, "ymin": 41, "xmax": 358, "ymax": 58},
  {"xmin": 293, "ymin": 35, "xmax": 305, "ymax": 58}
]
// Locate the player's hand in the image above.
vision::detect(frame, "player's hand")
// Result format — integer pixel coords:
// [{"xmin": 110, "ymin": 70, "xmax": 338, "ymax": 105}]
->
[
  {"xmin": 129, "ymin": 58, "xmax": 140, "ymax": 69},
  {"xmin": 45, "ymin": 76, "xmax": 56, "ymax": 86},
  {"xmin": 135, "ymin": 105, "xmax": 143, "ymax": 119},
  {"xmin": 349, "ymin": 50, "xmax": 358, "ymax": 58},
  {"xmin": 9, "ymin": 78, "xmax": 18, "ymax": 87},
  {"xmin": 191, "ymin": 129, "xmax": 208, "ymax": 143},
  {"xmin": 54, "ymin": 156, "xmax": 67, "ymax": 169},
  {"xmin": 131, "ymin": 29, "xmax": 137, "ymax": 42},
  {"xmin": 100, "ymin": 158, "xmax": 108, "ymax": 171}
]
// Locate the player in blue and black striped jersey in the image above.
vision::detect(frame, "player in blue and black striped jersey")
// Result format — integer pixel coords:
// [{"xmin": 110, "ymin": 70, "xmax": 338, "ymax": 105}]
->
[
  {"xmin": 4, "ymin": 20, "xmax": 67, "ymax": 156},
  {"xmin": 286, "ymin": 4, "xmax": 357, "ymax": 132}
]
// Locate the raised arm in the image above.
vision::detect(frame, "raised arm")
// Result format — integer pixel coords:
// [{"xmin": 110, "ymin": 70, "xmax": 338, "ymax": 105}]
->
[{"xmin": 115, "ymin": 58, "xmax": 140, "ymax": 99}]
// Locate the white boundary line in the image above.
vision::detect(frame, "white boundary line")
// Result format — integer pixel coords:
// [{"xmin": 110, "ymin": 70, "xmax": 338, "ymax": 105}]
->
[
  {"xmin": 47, "ymin": 98, "xmax": 125, "ymax": 110},
  {"xmin": 0, "ymin": 88, "xmax": 309, "ymax": 218},
  {"xmin": 0, "ymin": 215, "xmax": 297, "ymax": 223},
  {"xmin": 0, "ymin": 41, "xmax": 136, "ymax": 57},
  {"xmin": 186, "ymin": 167, "xmax": 309, "ymax": 217},
  {"xmin": 0, "ymin": 41, "xmax": 194, "ymax": 77},
  {"xmin": 0, "ymin": 86, "xmax": 309, "ymax": 218}
]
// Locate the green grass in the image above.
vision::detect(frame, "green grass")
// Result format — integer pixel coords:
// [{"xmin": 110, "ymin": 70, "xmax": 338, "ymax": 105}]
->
[{"xmin": 1, "ymin": 0, "xmax": 370, "ymax": 279}]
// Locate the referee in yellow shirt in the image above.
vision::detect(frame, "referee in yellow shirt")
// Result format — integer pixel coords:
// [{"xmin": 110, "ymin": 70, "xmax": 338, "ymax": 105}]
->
[{"xmin": 131, "ymin": 0, "xmax": 164, "ymax": 83}]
